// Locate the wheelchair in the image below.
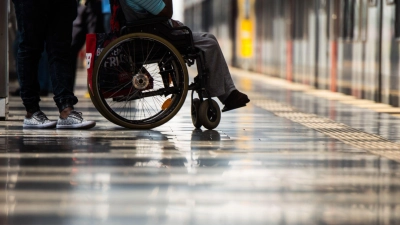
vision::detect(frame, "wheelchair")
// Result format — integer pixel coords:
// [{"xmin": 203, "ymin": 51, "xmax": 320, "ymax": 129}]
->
[{"xmin": 88, "ymin": 2, "xmax": 221, "ymax": 130}]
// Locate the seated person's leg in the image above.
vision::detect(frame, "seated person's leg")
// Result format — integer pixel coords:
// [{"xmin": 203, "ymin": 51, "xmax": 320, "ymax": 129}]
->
[{"xmin": 192, "ymin": 32, "xmax": 250, "ymax": 112}]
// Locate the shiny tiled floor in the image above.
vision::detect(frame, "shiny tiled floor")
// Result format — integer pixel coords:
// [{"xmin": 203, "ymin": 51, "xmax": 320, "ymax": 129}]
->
[{"xmin": 1, "ymin": 67, "xmax": 400, "ymax": 225}]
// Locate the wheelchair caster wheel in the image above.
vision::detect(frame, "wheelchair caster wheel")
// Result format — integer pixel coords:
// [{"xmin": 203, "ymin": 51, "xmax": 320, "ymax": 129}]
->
[
  {"xmin": 191, "ymin": 98, "xmax": 202, "ymax": 128},
  {"xmin": 198, "ymin": 99, "xmax": 221, "ymax": 130}
]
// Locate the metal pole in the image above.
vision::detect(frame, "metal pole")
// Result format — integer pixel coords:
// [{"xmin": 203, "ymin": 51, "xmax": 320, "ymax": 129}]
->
[
  {"xmin": 314, "ymin": 0, "xmax": 320, "ymax": 89},
  {"xmin": 376, "ymin": 0, "xmax": 383, "ymax": 103},
  {"xmin": 0, "ymin": 0, "xmax": 9, "ymax": 120}
]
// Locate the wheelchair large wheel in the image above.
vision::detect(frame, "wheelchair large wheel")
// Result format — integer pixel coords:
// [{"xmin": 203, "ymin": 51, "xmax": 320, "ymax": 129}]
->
[
  {"xmin": 92, "ymin": 33, "xmax": 189, "ymax": 129},
  {"xmin": 87, "ymin": 83, "xmax": 107, "ymax": 118},
  {"xmin": 198, "ymin": 99, "xmax": 221, "ymax": 130}
]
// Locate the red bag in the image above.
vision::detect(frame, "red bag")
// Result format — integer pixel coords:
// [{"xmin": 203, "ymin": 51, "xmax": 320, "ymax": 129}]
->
[
  {"xmin": 86, "ymin": 32, "xmax": 154, "ymax": 99},
  {"xmin": 86, "ymin": 33, "xmax": 117, "ymax": 96}
]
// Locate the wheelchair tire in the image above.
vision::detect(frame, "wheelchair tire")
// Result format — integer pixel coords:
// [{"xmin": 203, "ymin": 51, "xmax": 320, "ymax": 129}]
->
[
  {"xmin": 87, "ymin": 83, "xmax": 107, "ymax": 118},
  {"xmin": 198, "ymin": 99, "xmax": 221, "ymax": 130},
  {"xmin": 92, "ymin": 33, "xmax": 189, "ymax": 129},
  {"xmin": 191, "ymin": 98, "xmax": 202, "ymax": 129}
]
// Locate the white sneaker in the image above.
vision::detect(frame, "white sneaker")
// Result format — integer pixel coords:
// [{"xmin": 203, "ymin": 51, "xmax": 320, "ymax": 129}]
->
[
  {"xmin": 23, "ymin": 111, "xmax": 57, "ymax": 129},
  {"xmin": 56, "ymin": 110, "xmax": 96, "ymax": 129}
]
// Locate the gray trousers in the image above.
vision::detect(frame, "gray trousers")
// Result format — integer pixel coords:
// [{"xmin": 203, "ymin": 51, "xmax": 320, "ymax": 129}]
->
[
  {"xmin": 118, "ymin": 2, "xmax": 236, "ymax": 102},
  {"xmin": 192, "ymin": 32, "xmax": 236, "ymax": 103}
]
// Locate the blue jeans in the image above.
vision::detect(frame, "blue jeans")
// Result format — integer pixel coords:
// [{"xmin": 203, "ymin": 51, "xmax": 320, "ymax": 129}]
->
[
  {"xmin": 13, "ymin": 0, "xmax": 78, "ymax": 113},
  {"xmin": 14, "ymin": 31, "xmax": 52, "ymax": 93}
]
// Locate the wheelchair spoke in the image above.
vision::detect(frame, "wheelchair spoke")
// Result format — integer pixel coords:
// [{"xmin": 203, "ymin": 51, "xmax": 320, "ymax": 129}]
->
[
  {"xmin": 141, "ymin": 43, "xmax": 162, "ymax": 72},
  {"xmin": 103, "ymin": 81, "xmax": 133, "ymax": 98}
]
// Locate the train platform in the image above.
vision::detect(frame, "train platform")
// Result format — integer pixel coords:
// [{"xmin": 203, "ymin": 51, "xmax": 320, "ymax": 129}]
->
[{"xmin": 1, "ymin": 66, "xmax": 400, "ymax": 225}]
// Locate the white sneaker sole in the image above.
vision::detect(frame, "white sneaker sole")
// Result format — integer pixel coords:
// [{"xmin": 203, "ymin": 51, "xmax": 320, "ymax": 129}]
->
[
  {"xmin": 23, "ymin": 121, "xmax": 57, "ymax": 129},
  {"xmin": 56, "ymin": 121, "xmax": 96, "ymax": 129}
]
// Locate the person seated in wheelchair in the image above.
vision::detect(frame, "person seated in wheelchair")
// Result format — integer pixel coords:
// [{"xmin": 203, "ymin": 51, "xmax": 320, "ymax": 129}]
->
[{"xmin": 119, "ymin": 0, "xmax": 250, "ymax": 112}]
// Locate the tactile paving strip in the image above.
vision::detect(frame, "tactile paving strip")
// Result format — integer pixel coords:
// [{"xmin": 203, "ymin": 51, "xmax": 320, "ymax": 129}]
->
[{"xmin": 253, "ymin": 98, "xmax": 400, "ymax": 163}]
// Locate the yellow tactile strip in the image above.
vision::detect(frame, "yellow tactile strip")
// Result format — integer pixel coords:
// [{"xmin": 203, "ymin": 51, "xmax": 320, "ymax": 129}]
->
[{"xmin": 252, "ymin": 98, "xmax": 400, "ymax": 163}]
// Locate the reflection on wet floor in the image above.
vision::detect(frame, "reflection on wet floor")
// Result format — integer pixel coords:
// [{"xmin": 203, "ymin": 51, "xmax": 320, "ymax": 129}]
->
[{"xmin": 1, "ymin": 69, "xmax": 400, "ymax": 225}]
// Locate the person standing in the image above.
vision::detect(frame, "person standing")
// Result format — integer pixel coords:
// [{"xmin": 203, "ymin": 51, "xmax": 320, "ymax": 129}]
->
[
  {"xmin": 70, "ymin": 0, "xmax": 104, "ymax": 90},
  {"xmin": 102, "ymin": 0, "xmax": 112, "ymax": 33},
  {"xmin": 12, "ymin": 0, "xmax": 96, "ymax": 129}
]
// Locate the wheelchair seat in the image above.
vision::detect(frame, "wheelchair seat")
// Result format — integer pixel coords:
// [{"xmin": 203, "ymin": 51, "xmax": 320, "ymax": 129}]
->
[
  {"xmin": 121, "ymin": 19, "xmax": 197, "ymax": 60},
  {"xmin": 125, "ymin": 16, "xmax": 169, "ymax": 26}
]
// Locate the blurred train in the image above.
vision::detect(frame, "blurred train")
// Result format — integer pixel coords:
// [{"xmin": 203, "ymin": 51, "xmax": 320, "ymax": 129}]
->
[{"xmin": 184, "ymin": 0, "xmax": 400, "ymax": 107}]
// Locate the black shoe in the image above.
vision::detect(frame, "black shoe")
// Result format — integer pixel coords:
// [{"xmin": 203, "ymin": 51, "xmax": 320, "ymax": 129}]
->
[{"xmin": 221, "ymin": 90, "xmax": 250, "ymax": 112}]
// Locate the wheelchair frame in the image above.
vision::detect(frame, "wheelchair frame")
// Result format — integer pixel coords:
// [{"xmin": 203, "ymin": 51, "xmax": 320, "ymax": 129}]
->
[{"xmin": 88, "ymin": 0, "xmax": 221, "ymax": 130}]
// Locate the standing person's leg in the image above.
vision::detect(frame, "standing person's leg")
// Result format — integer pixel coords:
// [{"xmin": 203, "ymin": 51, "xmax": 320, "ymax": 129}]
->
[
  {"xmin": 103, "ymin": 13, "xmax": 111, "ymax": 33},
  {"xmin": 13, "ymin": 0, "xmax": 58, "ymax": 128},
  {"xmin": 38, "ymin": 48, "xmax": 52, "ymax": 96},
  {"xmin": 192, "ymin": 32, "xmax": 249, "ymax": 112},
  {"xmin": 46, "ymin": 0, "xmax": 95, "ymax": 129},
  {"xmin": 45, "ymin": 0, "xmax": 78, "ymax": 112},
  {"xmin": 13, "ymin": 0, "xmax": 46, "ymax": 114},
  {"xmin": 89, "ymin": 0, "xmax": 105, "ymax": 34},
  {"xmin": 10, "ymin": 31, "xmax": 21, "ymax": 96},
  {"xmin": 101, "ymin": 0, "xmax": 111, "ymax": 33},
  {"xmin": 70, "ymin": 4, "xmax": 88, "ymax": 91}
]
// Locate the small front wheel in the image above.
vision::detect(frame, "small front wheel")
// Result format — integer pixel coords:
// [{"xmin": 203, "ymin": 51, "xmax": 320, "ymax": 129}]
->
[{"xmin": 198, "ymin": 99, "xmax": 221, "ymax": 130}]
